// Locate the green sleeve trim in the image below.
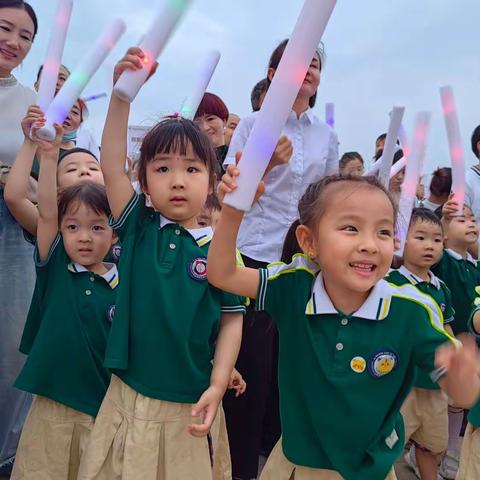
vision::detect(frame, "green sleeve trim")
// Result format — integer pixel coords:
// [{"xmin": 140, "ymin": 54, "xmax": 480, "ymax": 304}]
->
[
  {"xmin": 109, "ymin": 192, "xmax": 140, "ymax": 229},
  {"xmin": 221, "ymin": 306, "xmax": 247, "ymax": 315},
  {"xmin": 256, "ymin": 268, "xmax": 268, "ymax": 311},
  {"xmin": 34, "ymin": 233, "xmax": 61, "ymax": 268}
]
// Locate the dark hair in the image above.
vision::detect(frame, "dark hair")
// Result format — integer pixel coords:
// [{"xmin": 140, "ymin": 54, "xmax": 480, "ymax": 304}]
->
[
  {"xmin": 205, "ymin": 193, "xmax": 221, "ymax": 212},
  {"xmin": 375, "ymin": 147, "xmax": 404, "ymax": 163},
  {"xmin": 58, "ymin": 182, "xmax": 110, "ymax": 223},
  {"xmin": 339, "ymin": 152, "xmax": 364, "ymax": 170},
  {"xmin": 429, "ymin": 167, "xmax": 452, "ymax": 197},
  {"xmin": 36, "ymin": 63, "xmax": 70, "ymax": 82},
  {"xmin": 409, "ymin": 207, "xmax": 443, "ymax": 231},
  {"xmin": 138, "ymin": 116, "xmax": 217, "ymax": 190},
  {"xmin": 471, "ymin": 125, "xmax": 480, "ymax": 159},
  {"xmin": 194, "ymin": 92, "xmax": 229, "ymax": 122},
  {"xmin": 251, "ymin": 78, "xmax": 269, "ymax": 112},
  {"xmin": 267, "ymin": 39, "xmax": 324, "ymax": 109},
  {"xmin": 299, "ymin": 174, "xmax": 397, "ymax": 228},
  {"xmin": 58, "ymin": 147, "xmax": 98, "ymax": 164},
  {"xmin": 281, "ymin": 219, "xmax": 301, "ymax": 264},
  {"xmin": 0, "ymin": 0, "xmax": 37, "ymax": 39}
]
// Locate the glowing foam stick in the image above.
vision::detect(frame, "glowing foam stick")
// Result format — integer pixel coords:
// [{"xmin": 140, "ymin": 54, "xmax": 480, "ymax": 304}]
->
[
  {"xmin": 36, "ymin": 0, "xmax": 73, "ymax": 113},
  {"xmin": 377, "ymin": 106, "xmax": 405, "ymax": 187},
  {"xmin": 396, "ymin": 112, "xmax": 431, "ymax": 255},
  {"xmin": 325, "ymin": 102, "xmax": 335, "ymax": 128},
  {"xmin": 113, "ymin": 0, "xmax": 192, "ymax": 103},
  {"xmin": 440, "ymin": 86, "xmax": 466, "ymax": 211},
  {"xmin": 83, "ymin": 92, "xmax": 108, "ymax": 102},
  {"xmin": 389, "ymin": 123, "xmax": 410, "ymax": 179},
  {"xmin": 224, "ymin": 0, "xmax": 337, "ymax": 211},
  {"xmin": 37, "ymin": 20, "xmax": 126, "ymax": 141},
  {"xmin": 180, "ymin": 49, "xmax": 221, "ymax": 119}
]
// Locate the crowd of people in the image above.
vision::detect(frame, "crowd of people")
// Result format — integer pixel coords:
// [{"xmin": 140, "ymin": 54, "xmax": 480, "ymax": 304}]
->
[{"xmin": 2, "ymin": 2, "xmax": 480, "ymax": 480}]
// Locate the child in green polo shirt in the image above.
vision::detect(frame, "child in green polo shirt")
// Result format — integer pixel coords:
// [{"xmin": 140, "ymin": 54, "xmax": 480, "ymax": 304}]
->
[
  {"xmin": 208, "ymin": 168, "xmax": 480, "ymax": 480},
  {"xmin": 77, "ymin": 48, "xmax": 245, "ymax": 480},
  {"xmin": 386, "ymin": 208, "xmax": 454, "ymax": 480},
  {"xmin": 11, "ymin": 124, "xmax": 119, "ymax": 480}
]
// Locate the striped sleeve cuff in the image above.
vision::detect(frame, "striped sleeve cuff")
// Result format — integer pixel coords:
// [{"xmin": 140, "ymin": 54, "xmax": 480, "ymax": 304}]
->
[
  {"xmin": 109, "ymin": 192, "xmax": 140, "ymax": 230},
  {"xmin": 255, "ymin": 268, "xmax": 269, "ymax": 312},
  {"xmin": 221, "ymin": 305, "xmax": 247, "ymax": 315}
]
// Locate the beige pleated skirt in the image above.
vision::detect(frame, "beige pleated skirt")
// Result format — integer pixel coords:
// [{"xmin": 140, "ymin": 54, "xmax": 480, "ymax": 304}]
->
[
  {"xmin": 77, "ymin": 375, "xmax": 222, "ymax": 480},
  {"xmin": 10, "ymin": 395, "xmax": 94, "ymax": 480},
  {"xmin": 259, "ymin": 438, "xmax": 398, "ymax": 480}
]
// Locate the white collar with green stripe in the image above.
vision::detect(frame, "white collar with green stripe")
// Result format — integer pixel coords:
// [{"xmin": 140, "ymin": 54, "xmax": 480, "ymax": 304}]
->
[
  {"xmin": 306, "ymin": 272, "xmax": 393, "ymax": 320},
  {"xmin": 445, "ymin": 248, "xmax": 477, "ymax": 266},
  {"xmin": 397, "ymin": 265, "xmax": 441, "ymax": 290},
  {"xmin": 159, "ymin": 215, "xmax": 213, "ymax": 247},
  {"xmin": 67, "ymin": 262, "xmax": 119, "ymax": 289}
]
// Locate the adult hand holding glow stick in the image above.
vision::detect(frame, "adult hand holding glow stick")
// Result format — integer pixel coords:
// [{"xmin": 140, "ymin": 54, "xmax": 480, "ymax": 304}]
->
[
  {"xmin": 113, "ymin": 0, "xmax": 192, "ymax": 103},
  {"xmin": 377, "ymin": 106, "xmax": 405, "ymax": 187},
  {"xmin": 37, "ymin": 19, "xmax": 126, "ymax": 141},
  {"xmin": 36, "ymin": 0, "xmax": 73, "ymax": 113},
  {"xmin": 180, "ymin": 49, "xmax": 221, "ymax": 119},
  {"xmin": 440, "ymin": 86, "xmax": 466, "ymax": 211},
  {"xmin": 325, "ymin": 102, "xmax": 335, "ymax": 128},
  {"xmin": 396, "ymin": 112, "xmax": 431, "ymax": 255},
  {"xmin": 224, "ymin": 0, "xmax": 337, "ymax": 211}
]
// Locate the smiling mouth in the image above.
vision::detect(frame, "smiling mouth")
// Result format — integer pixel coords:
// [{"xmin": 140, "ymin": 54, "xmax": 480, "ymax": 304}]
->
[
  {"xmin": 349, "ymin": 262, "xmax": 376, "ymax": 274},
  {"xmin": 0, "ymin": 48, "xmax": 17, "ymax": 59}
]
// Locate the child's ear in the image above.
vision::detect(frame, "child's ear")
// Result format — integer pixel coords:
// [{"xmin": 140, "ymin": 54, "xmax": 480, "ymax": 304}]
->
[
  {"xmin": 295, "ymin": 224, "xmax": 316, "ymax": 259},
  {"xmin": 111, "ymin": 233, "xmax": 119, "ymax": 246}
]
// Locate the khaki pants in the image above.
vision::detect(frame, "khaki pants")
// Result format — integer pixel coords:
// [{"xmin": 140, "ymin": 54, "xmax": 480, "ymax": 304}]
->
[
  {"xmin": 259, "ymin": 439, "xmax": 397, "ymax": 480},
  {"xmin": 457, "ymin": 423, "xmax": 480, "ymax": 480},
  {"xmin": 401, "ymin": 388, "xmax": 448, "ymax": 454},
  {"xmin": 77, "ymin": 375, "xmax": 213, "ymax": 480},
  {"xmin": 210, "ymin": 404, "xmax": 232, "ymax": 480},
  {"xmin": 11, "ymin": 395, "xmax": 94, "ymax": 480}
]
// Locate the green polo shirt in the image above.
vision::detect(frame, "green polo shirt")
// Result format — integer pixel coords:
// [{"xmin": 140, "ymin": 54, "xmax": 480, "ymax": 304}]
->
[
  {"xmin": 386, "ymin": 266, "xmax": 454, "ymax": 390},
  {"xmin": 432, "ymin": 249, "xmax": 480, "ymax": 335},
  {"xmin": 105, "ymin": 193, "xmax": 246, "ymax": 403},
  {"xmin": 256, "ymin": 254, "xmax": 455, "ymax": 480},
  {"xmin": 15, "ymin": 234, "xmax": 118, "ymax": 417}
]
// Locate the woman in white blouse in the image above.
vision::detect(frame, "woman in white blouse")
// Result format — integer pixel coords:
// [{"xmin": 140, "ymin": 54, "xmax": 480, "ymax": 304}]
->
[
  {"xmin": 0, "ymin": 1, "xmax": 37, "ymax": 474},
  {"xmin": 222, "ymin": 39, "xmax": 339, "ymax": 480}
]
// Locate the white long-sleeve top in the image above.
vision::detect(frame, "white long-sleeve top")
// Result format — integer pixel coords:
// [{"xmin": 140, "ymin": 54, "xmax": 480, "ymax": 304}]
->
[
  {"xmin": 224, "ymin": 108, "xmax": 339, "ymax": 263},
  {"xmin": 465, "ymin": 165, "xmax": 480, "ymax": 223}
]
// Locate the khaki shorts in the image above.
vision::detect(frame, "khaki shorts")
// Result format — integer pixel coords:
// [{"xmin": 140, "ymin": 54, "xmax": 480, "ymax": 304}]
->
[
  {"xmin": 210, "ymin": 404, "xmax": 232, "ymax": 480},
  {"xmin": 77, "ymin": 375, "xmax": 214, "ymax": 480},
  {"xmin": 401, "ymin": 388, "xmax": 448, "ymax": 454},
  {"xmin": 457, "ymin": 423, "xmax": 480, "ymax": 480},
  {"xmin": 10, "ymin": 395, "xmax": 94, "ymax": 480},
  {"xmin": 259, "ymin": 438, "xmax": 397, "ymax": 480}
]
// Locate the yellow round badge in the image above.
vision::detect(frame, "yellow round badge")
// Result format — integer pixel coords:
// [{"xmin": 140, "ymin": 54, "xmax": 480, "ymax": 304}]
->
[{"xmin": 350, "ymin": 356, "xmax": 366, "ymax": 374}]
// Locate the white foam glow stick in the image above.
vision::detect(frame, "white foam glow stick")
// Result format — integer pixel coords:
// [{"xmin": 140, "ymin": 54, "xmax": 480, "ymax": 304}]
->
[
  {"xmin": 180, "ymin": 49, "xmax": 221, "ymax": 119},
  {"xmin": 37, "ymin": 20, "xmax": 126, "ymax": 141},
  {"xmin": 325, "ymin": 102, "xmax": 335, "ymax": 128},
  {"xmin": 396, "ymin": 112, "xmax": 431, "ymax": 255},
  {"xmin": 440, "ymin": 86, "xmax": 466, "ymax": 211},
  {"xmin": 224, "ymin": 0, "xmax": 337, "ymax": 211},
  {"xmin": 113, "ymin": 0, "xmax": 192, "ymax": 103},
  {"xmin": 377, "ymin": 106, "xmax": 405, "ymax": 187},
  {"xmin": 36, "ymin": 0, "xmax": 73, "ymax": 113},
  {"xmin": 389, "ymin": 123, "xmax": 410, "ymax": 179}
]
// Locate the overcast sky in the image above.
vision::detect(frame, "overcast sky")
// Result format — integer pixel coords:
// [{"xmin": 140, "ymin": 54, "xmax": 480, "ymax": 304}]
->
[{"xmin": 16, "ymin": 0, "xmax": 480, "ymax": 175}]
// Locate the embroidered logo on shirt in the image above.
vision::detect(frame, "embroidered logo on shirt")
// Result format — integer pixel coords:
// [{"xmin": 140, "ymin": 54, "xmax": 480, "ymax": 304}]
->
[
  {"xmin": 368, "ymin": 351, "xmax": 398, "ymax": 378},
  {"xmin": 350, "ymin": 356, "xmax": 366, "ymax": 374},
  {"xmin": 187, "ymin": 257, "xmax": 208, "ymax": 281},
  {"xmin": 111, "ymin": 244, "xmax": 122, "ymax": 261},
  {"xmin": 107, "ymin": 305, "xmax": 116, "ymax": 323}
]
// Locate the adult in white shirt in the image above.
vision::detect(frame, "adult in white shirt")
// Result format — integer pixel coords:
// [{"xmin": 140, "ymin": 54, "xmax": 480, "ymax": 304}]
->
[
  {"xmin": 466, "ymin": 125, "xmax": 480, "ymax": 223},
  {"xmin": 0, "ymin": 1, "xmax": 37, "ymax": 473},
  {"xmin": 222, "ymin": 39, "xmax": 338, "ymax": 480}
]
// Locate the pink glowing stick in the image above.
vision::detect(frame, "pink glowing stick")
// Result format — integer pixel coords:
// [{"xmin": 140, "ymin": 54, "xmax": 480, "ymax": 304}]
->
[
  {"xmin": 224, "ymin": 0, "xmax": 337, "ymax": 211},
  {"xmin": 180, "ymin": 49, "xmax": 221, "ymax": 119},
  {"xmin": 389, "ymin": 123, "xmax": 410, "ymax": 178},
  {"xmin": 396, "ymin": 112, "xmax": 431, "ymax": 254},
  {"xmin": 113, "ymin": 0, "xmax": 192, "ymax": 103},
  {"xmin": 440, "ymin": 86, "xmax": 465, "ymax": 211},
  {"xmin": 36, "ymin": 0, "xmax": 73, "ymax": 113},
  {"xmin": 325, "ymin": 102, "xmax": 335, "ymax": 128},
  {"xmin": 37, "ymin": 20, "xmax": 126, "ymax": 141}
]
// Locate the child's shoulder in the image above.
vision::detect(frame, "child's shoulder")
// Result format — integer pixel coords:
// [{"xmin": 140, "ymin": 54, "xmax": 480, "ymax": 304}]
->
[{"xmin": 264, "ymin": 254, "xmax": 319, "ymax": 281}]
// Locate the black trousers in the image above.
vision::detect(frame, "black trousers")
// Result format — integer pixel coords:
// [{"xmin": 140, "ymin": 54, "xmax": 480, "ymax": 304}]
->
[{"xmin": 223, "ymin": 255, "xmax": 281, "ymax": 479}]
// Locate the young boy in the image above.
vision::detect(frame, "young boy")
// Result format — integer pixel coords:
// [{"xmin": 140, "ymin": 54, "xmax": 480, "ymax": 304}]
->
[{"xmin": 387, "ymin": 208, "xmax": 455, "ymax": 480}]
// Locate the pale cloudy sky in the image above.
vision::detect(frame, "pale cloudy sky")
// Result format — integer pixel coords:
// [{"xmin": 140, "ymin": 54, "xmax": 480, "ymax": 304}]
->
[{"xmin": 16, "ymin": 0, "xmax": 480, "ymax": 175}]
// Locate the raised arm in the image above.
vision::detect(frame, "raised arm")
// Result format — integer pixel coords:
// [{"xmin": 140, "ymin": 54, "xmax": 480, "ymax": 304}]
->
[
  {"xmin": 102, "ymin": 47, "xmax": 158, "ymax": 219},
  {"xmin": 4, "ymin": 105, "xmax": 44, "ymax": 235},
  {"xmin": 207, "ymin": 163, "xmax": 262, "ymax": 300},
  {"xmin": 34, "ymin": 125, "xmax": 64, "ymax": 261}
]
